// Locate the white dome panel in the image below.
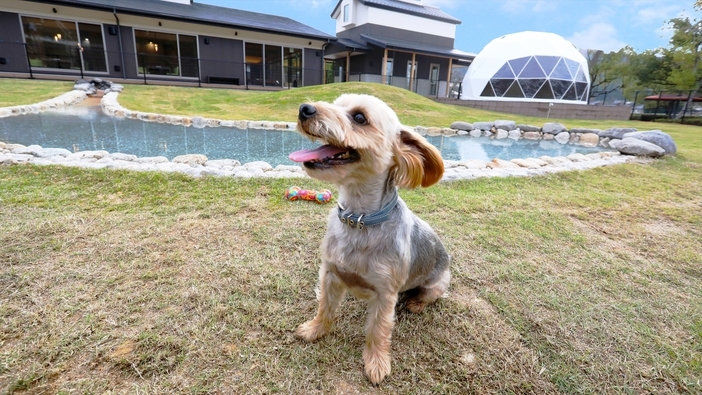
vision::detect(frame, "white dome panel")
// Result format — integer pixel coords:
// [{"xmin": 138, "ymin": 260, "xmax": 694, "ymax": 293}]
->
[{"xmin": 462, "ymin": 31, "xmax": 590, "ymax": 104}]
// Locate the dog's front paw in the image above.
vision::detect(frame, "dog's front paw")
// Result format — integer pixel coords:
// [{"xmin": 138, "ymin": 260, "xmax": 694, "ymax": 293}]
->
[
  {"xmin": 363, "ymin": 347, "xmax": 391, "ymax": 384},
  {"xmin": 295, "ymin": 319, "xmax": 328, "ymax": 342}
]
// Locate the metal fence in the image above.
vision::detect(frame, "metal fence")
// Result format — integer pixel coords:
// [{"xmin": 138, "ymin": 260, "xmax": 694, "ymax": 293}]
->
[{"xmin": 629, "ymin": 90, "xmax": 702, "ymax": 125}]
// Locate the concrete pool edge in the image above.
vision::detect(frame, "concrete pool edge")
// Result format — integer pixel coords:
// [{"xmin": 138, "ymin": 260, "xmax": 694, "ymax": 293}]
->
[{"xmin": 0, "ymin": 89, "xmax": 645, "ymax": 180}]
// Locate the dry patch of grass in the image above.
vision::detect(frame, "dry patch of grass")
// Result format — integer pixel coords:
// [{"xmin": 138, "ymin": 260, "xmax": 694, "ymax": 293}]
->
[
  {"xmin": 1, "ymin": 156, "xmax": 701, "ymax": 394},
  {"xmin": 1, "ymin": 79, "xmax": 701, "ymax": 393}
]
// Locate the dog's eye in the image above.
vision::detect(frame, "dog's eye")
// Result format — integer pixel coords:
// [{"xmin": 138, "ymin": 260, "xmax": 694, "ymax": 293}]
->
[{"xmin": 352, "ymin": 113, "xmax": 367, "ymax": 125}]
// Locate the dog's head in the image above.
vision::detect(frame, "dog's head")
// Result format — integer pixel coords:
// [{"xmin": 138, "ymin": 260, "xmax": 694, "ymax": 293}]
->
[{"xmin": 289, "ymin": 94, "xmax": 443, "ymax": 188}]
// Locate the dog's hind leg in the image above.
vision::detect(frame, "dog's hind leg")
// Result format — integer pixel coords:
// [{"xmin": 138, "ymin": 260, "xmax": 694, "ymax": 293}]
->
[
  {"xmin": 405, "ymin": 270, "xmax": 450, "ymax": 313},
  {"xmin": 295, "ymin": 265, "xmax": 347, "ymax": 342},
  {"xmin": 363, "ymin": 292, "xmax": 397, "ymax": 384},
  {"xmin": 405, "ymin": 265, "xmax": 451, "ymax": 314}
]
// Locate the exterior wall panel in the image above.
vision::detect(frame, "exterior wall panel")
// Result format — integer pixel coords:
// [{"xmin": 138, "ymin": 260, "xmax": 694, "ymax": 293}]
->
[{"xmin": 0, "ymin": 11, "xmax": 28, "ymax": 73}]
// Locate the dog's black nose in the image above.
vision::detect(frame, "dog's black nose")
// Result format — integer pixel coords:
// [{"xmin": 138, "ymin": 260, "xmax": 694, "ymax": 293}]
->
[{"xmin": 299, "ymin": 103, "xmax": 317, "ymax": 121}]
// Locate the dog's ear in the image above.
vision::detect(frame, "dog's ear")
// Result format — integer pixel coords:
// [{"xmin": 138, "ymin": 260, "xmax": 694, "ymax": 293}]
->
[{"xmin": 393, "ymin": 128, "xmax": 444, "ymax": 188}]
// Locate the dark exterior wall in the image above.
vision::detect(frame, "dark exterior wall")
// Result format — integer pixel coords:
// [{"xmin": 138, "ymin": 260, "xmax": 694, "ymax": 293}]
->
[
  {"xmin": 303, "ymin": 48, "xmax": 323, "ymax": 86},
  {"xmin": 0, "ymin": 11, "xmax": 29, "ymax": 73},
  {"xmin": 338, "ymin": 24, "xmax": 454, "ymax": 49},
  {"xmin": 118, "ymin": 25, "xmax": 138, "ymax": 79},
  {"xmin": 198, "ymin": 36, "xmax": 244, "ymax": 83},
  {"xmin": 103, "ymin": 24, "xmax": 124, "ymax": 78}
]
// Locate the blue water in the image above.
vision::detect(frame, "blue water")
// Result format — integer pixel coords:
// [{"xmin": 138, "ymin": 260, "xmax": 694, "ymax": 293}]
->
[{"xmin": 0, "ymin": 106, "xmax": 608, "ymax": 166}]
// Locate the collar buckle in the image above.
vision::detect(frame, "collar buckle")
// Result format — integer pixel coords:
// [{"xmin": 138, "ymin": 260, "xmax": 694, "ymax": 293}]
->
[{"xmin": 337, "ymin": 190, "xmax": 398, "ymax": 230}]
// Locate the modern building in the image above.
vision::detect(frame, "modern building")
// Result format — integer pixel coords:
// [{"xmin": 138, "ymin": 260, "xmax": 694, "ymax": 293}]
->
[
  {"xmin": 325, "ymin": 0, "xmax": 475, "ymax": 97},
  {"xmin": 0, "ymin": 0, "xmax": 335, "ymax": 87},
  {"xmin": 461, "ymin": 31, "xmax": 591, "ymax": 104},
  {"xmin": 0, "ymin": 0, "xmax": 473, "ymax": 96}
]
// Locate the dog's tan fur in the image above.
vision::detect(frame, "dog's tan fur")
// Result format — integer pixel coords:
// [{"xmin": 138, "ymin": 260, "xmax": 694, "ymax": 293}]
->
[{"xmin": 293, "ymin": 94, "xmax": 451, "ymax": 384}]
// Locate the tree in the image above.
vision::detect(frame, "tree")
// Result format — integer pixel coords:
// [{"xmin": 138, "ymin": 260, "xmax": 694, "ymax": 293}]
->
[
  {"xmin": 586, "ymin": 49, "xmax": 626, "ymax": 104},
  {"xmin": 626, "ymin": 49, "xmax": 674, "ymax": 95},
  {"xmin": 666, "ymin": 17, "xmax": 702, "ymax": 88}
]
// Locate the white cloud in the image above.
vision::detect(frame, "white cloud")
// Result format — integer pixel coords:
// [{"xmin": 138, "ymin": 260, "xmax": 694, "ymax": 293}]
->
[
  {"xmin": 636, "ymin": 4, "xmax": 686, "ymax": 26},
  {"xmin": 499, "ymin": 0, "xmax": 554, "ymax": 14},
  {"xmin": 567, "ymin": 22, "xmax": 627, "ymax": 52},
  {"xmin": 422, "ymin": 0, "xmax": 462, "ymax": 8}
]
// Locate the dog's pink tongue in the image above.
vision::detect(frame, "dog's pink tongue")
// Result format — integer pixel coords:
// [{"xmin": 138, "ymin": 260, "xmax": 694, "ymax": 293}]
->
[{"xmin": 289, "ymin": 145, "xmax": 346, "ymax": 163}]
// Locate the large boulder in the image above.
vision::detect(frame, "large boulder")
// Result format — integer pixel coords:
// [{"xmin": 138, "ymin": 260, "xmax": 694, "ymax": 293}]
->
[
  {"xmin": 616, "ymin": 137, "xmax": 666, "ymax": 157},
  {"xmin": 599, "ymin": 127, "xmax": 636, "ymax": 139},
  {"xmin": 450, "ymin": 121, "xmax": 473, "ymax": 131},
  {"xmin": 578, "ymin": 133, "xmax": 600, "ymax": 147},
  {"xmin": 494, "ymin": 120, "xmax": 516, "ymax": 131},
  {"xmin": 473, "ymin": 121, "xmax": 493, "ymax": 131},
  {"xmin": 569, "ymin": 127, "xmax": 602, "ymax": 135},
  {"xmin": 517, "ymin": 124, "xmax": 541, "ymax": 132},
  {"xmin": 542, "ymin": 122, "xmax": 567, "ymax": 135},
  {"xmin": 625, "ymin": 130, "xmax": 677, "ymax": 155}
]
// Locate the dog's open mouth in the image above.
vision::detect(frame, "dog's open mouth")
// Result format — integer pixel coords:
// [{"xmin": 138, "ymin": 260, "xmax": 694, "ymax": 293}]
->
[{"xmin": 289, "ymin": 145, "xmax": 360, "ymax": 169}]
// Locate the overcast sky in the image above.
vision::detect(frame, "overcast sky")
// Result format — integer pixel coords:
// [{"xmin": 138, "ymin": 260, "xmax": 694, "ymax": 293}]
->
[{"xmin": 198, "ymin": 0, "xmax": 701, "ymax": 53}]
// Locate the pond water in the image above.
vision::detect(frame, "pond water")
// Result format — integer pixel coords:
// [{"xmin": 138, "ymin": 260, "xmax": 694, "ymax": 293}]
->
[{"xmin": 0, "ymin": 106, "xmax": 608, "ymax": 166}]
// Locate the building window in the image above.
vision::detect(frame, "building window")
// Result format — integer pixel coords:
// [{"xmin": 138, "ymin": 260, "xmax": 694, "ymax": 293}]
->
[
  {"xmin": 284, "ymin": 47, "xmax": 303, "ymax": 87},
  {"xmin": 21, "ymin": 16, "xmax": 107, "ymax": 72},
  {"xmin": 135, "ymin": 30, "xmax": 197, "ymax": 77},
  {"xmin": 384, "ymin": 58, "xmax": 393, "ymax": 84},
  {"xmin": 246, "ymin": 43, "xmax": 302, "ymax": 87},
  {"xmin": 343, "ymin": 4, "xmax": 350, "ymax": 22}
]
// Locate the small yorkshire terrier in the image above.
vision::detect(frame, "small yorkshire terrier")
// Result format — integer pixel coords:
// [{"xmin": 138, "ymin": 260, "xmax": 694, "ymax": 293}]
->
[{"xmin": 289, "ymin": 94, "xmax": 451, "ymax": 384}]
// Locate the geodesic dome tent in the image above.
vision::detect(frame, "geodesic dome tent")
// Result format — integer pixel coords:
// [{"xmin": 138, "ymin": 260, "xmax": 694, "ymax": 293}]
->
[{"xmin": 461, "ymin": 31, "xmax": 590, "ymax": 103}]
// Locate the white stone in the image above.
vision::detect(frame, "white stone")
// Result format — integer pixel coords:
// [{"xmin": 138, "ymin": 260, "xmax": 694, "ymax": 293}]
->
[
  {"xmin": 554, "ymin": 132, "xmax": 570, "ymax": 144},
  {"xmin": 68, "ymin": 150, "xmax": 110, "ymax": 160},
  {"xmin": 458, "ymin": 159, "xmax": 487, "ymax": 169},
  {"xmin": 242, "ymin": 161, "xmax": 273, "ymax": 172},
  {"xmin": 274, "ymin": 164, "xmax": 303, "ymax": 172},
  {"xmin": 206, "ymin": 159, "xmax": 242, "ymax": 168},
  {"xmin": 173, "ymin": 154, "xmax": 208, "ymax": 165},
  {"xmin": 107, "ymin": 153, "xmax": 138, "ymax": 161},
  {"xmin": 35, "ymin": 148, "xmax": 72, "ymax": 158},
  {"xmin": 134, "ymin": 156, "xmax": 169, "ymax": 164},
  {"xmin": 566, "ymin": 153, "xmax": 590, "ymax": 162}
]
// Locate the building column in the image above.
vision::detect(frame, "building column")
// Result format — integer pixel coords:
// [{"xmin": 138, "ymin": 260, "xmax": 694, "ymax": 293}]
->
[
  {"xmin": 346, "ymin": 51, "xmax": 351, "ymax": 82},
  {"xmin": 381, "ymin": 48, "xmax": 388, "ymax": 84},
  {"xmin": 410, "ymin": 52, "xmax": 416, "ymax": 92},
  {"xmin": 446, "ymin": 59, "xmax": 454, "ymax": 98}
]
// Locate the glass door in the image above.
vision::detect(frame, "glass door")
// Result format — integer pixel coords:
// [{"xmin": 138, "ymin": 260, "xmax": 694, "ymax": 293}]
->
[{"xmin": 429, "ymin": 64, "xmax": 440, "ymax": 96}]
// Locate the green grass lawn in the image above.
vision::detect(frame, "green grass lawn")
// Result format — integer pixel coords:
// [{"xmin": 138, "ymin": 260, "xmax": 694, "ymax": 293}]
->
[
  {"xmin": 0, "ymin": 78, "xmax": 74, "ymax": 107},
  {"xmin": 1, "ymin": 80, "xmax": 701, "ymax": 394}
]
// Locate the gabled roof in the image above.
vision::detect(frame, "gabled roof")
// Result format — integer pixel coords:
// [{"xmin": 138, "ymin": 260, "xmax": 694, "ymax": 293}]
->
[
  {"xmin": 331, "ymin": 0, "xmax": 461, "ymax": 24},
  {"xmin": 35, "ymin": 0, "xmax": 336, "ymax": 41},
  {"xmin": 361, "ymin": 34, "xmax": 475, "ymax": 60}
]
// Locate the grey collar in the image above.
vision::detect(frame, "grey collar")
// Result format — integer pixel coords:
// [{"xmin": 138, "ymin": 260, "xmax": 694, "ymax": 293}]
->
[{"xmin": 337, "ymin": 190, "xmax": 399, "ymax": 230}]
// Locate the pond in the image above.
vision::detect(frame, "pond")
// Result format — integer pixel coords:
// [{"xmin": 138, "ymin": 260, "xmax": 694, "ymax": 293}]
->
[{"xmin": 0, "ymin": 106, "xmax": 608, "ymax": 166}]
